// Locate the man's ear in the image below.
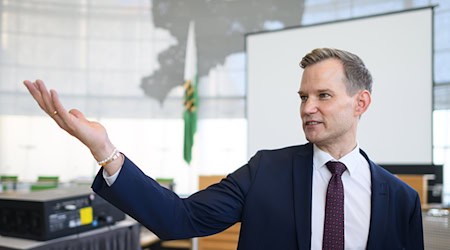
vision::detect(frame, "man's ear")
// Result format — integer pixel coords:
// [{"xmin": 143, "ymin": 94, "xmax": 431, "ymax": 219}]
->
[{"xmin": 355, "ymin": 90, "xmax": 371, "ymax": 116}]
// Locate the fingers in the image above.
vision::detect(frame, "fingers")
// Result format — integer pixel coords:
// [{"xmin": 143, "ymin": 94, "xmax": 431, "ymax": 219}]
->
[
  {"xmin": 23, "ymin": 80, "xmax": 46, "ymax": 112},
  {"xmin": 23, "ymin": 79, "xmax": 70, "ymax": 131},
  {"xmin": 23, "ymin": 79, "xmax": 100, "ymax": 151},
  {"xmin": 23, "ymin": 79, "xmax": 55, "ymax": 116},
  {"xmin": 49, "ymin": 89, "xmax": 71, "ymax": 131},
  {"xmin": 24, "ymin": 79, "xmax": 60, "ymax": 115},
  {"xmin": 35, "ymin": 80, "xmax": 57, "ymax": 117}
]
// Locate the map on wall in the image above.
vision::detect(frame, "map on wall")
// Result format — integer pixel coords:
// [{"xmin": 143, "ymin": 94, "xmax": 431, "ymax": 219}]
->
[{"xmin": 140, "ymin": 0, "xmax": 304, "ymax": 103}]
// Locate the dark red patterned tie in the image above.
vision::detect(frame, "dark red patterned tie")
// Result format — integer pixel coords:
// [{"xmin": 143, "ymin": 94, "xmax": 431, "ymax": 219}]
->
[{"xmin": 323, "ymin": 161, "xmax": 347, "ymax": 250}]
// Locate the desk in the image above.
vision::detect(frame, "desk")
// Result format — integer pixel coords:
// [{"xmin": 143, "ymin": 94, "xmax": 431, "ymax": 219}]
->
[
  {"xmin": 0, "ymin": 217, "xmax": 140, "ymax": 250},
  {"xmin": 140, "ymin": 227, "xmax": 192, "ymax": 250},
  {"xmin": 423, "ymin": 211, "xmax": 450, "ymax": 250}
]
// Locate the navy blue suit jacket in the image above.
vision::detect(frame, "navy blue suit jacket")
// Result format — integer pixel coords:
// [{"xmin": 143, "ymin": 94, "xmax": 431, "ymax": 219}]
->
[{"xmin": 92, "ymin": 143, "xmax": 424, "ymax": 249}]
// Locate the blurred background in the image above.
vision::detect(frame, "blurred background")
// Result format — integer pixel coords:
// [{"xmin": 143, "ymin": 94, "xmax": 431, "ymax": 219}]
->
[{"xmin": 0, "ymin": 0, "xmax": 449, "ymax": 199}]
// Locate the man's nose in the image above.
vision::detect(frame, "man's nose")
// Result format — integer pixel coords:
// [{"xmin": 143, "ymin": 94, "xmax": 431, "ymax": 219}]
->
[{"xmin": 301, "ymin": 98, "xmax": 318, "ymax": 114}]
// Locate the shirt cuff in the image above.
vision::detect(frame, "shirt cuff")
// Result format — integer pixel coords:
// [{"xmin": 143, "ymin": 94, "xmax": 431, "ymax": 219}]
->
[{"xmin": 102, "ymin": 166, "xmax": 122, "ymax": 186}]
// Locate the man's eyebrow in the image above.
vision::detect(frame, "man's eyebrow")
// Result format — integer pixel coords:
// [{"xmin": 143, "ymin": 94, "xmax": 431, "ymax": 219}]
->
[{"xmin": 297, "ymin": 89, "xmax": 332, "ymax": 94}]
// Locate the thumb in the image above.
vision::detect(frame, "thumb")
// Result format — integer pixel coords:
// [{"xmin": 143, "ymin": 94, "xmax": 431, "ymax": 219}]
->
[{"xmin": 69, "ymin": 109, "xmax": 87, "ymax": 120}]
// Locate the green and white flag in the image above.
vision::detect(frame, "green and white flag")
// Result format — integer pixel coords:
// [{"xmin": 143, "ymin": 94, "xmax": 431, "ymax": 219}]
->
[{"xmin": 183, "ymin": 21, "xmax": 198, "ymax": 164}]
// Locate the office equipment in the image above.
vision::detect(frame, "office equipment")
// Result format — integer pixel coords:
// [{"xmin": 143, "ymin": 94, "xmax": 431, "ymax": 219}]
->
[
  {"xmin": 0, "ymin": 186, "xmax": 125, "ymax": 241},
  {"xmin": 0, "ymin": 217, "xmax": 139, "ymax": 250}
]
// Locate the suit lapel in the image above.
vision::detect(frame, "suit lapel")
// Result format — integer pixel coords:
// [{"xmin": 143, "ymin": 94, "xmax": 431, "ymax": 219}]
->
[
  {"xmin": 293, "ymin": 143, "xmax": 314, "ymax": 250},
  {"xmin": 361, "ymin": 150, "xmax": 389, "ymax": 250}
]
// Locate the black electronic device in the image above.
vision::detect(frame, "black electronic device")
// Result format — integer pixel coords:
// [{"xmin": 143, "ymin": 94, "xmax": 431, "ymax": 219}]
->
[{"xmin": 0, "ymin": 186, "xmax": 125, "ymax": 241}]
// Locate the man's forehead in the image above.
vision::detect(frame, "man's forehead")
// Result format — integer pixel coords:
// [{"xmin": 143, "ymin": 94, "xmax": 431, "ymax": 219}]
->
[
  {"xmin": 302, "ymin": 60, "xmax": 343, "ymax": 76},
  {"xmin": 299, "ymin": 76, "xmax": 348, "ymax": 94},
  {"xmin": 300, "ymin": 61, "xmax": 346, "ymax": 88}
]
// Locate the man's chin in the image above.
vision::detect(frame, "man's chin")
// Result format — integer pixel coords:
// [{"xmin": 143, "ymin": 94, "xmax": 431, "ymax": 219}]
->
[
  {"xmin": 305, "ymin": 135, "xmax": 319, "ymax": 144},
  {"xmin": 305, "ymin": 136, "xmax": 327, "ymax": 146}
]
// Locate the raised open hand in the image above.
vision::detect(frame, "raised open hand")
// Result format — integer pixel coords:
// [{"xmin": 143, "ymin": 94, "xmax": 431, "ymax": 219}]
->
[{"xmin": 23, "ymin": 79, "xmax": 119, "ymax": 170}]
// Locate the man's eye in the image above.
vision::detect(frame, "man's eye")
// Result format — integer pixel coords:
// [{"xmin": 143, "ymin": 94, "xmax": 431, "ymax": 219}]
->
[
  {"xmin": 319, "ymin": 93, "xmax": 331, "ymax": 99},
  {"xmin": 299, "ymin": 95, "xmax": 308, "ymax": 102}
]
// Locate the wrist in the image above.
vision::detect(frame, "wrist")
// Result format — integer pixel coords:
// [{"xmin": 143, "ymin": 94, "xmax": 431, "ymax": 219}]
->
[
  {"xmin": 91, "ymin": 142, "xmax": 116, "ymax": 162},
  {"xmin": 97, "ymin": 148, "xmax": 120, "ymax": 166},
  {"xmin": 102, "ymin": 152, "xmax": 124, "ymax": 176}
]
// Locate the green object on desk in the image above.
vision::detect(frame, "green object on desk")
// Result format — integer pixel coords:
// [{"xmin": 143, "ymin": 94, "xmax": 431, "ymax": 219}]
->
[
  {"xmin": 30, "ymin": 176, "xmax": 59, "ymax": 191},
  {"xmin": 156, "ymin": 178, "xmax": 174, "ymax": 191},
  {"xmin": 37, "ymin": 176, "xmax": 59, "ymax": 182},
  {"xmin": 0, "ymin": 175, "xmax": 18, "ymax": 181},
  {"xmin": 1, "ymin": 175, "xmax": 18, "ymax": 191}
]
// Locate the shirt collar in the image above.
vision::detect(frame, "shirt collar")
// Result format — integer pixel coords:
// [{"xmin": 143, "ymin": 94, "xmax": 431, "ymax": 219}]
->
[{"xmin": 313, "ymin": 143, "xmax": 361, "ymax": 175}]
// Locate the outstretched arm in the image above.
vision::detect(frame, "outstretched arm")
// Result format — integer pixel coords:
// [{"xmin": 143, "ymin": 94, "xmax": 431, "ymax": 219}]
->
[{"xmin": 23, "ymin": 79, "xmax": 122, "ymax": 175}]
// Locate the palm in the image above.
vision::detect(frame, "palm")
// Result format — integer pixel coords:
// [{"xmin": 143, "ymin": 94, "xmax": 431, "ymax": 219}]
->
[
  {"xmin": 23, "ymin": 79, "xmax": 113, "ymax": 156},
  {"xmin": 65, "ymin": 110, "xmax": 109, "ymax": 150}
]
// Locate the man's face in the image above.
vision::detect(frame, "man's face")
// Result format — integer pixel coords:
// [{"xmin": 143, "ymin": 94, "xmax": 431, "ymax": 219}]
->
[{"xmin": 298, "ymin": 59, "xmax": 361, "ymax": 148}]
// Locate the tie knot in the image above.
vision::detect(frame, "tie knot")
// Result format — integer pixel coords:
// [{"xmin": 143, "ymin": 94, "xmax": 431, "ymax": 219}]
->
[{"xmin": 326, "ymin": 161, "xmax": 347, "ymax": 176}]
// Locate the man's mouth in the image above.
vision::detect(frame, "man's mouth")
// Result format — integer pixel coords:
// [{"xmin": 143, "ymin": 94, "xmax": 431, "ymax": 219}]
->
[{"xmin": 305, "ymin": 121, "xmax": 321, "ymax": 125}]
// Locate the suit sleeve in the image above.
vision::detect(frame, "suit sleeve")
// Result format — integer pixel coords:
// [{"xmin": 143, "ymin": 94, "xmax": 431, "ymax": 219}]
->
[
  {"xmin": 407, "ymin": 193, "xmax": 424, "ymax": 250},
  {"xmin": 92, "ymin": 154, "xmax": 260, "ymax": 240}
]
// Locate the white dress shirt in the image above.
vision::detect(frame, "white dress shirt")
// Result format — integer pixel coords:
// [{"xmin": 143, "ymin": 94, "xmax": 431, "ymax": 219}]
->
[
  {"xmin": 311, "ymin": 144, "xmax": 371, "ymax": 250},
  {"xmin": 103, "ymin": 166, "xmax": 121, "ymax": 186}
]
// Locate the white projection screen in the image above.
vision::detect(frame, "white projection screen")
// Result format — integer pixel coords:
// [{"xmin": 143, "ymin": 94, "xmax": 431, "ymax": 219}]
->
[{"xmin": 246, "ymin": 7, "xmax": 433, "ymax": 165}]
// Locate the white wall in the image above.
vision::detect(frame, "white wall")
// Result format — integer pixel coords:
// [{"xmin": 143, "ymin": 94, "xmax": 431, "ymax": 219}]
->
[{"xmin": 247, "ymin": 8, "xmax": 433, "ymax": 165}]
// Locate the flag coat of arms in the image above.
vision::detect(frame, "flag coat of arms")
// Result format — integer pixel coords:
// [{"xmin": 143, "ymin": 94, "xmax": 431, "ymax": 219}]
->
[{"xmin": 183, "ymin": 21, "xmax": 198, "ymax": 164}]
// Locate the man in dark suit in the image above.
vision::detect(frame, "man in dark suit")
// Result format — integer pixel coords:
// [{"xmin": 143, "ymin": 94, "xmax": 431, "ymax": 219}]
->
[{"xmin": 24, "ymin": 48, "xmax": 424, "ymax": 249}]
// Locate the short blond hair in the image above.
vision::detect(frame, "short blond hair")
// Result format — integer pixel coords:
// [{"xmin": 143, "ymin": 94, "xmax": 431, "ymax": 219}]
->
[{"xmin": 300, "ymin": 48, "xmax": 373, "ymax": 95}]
